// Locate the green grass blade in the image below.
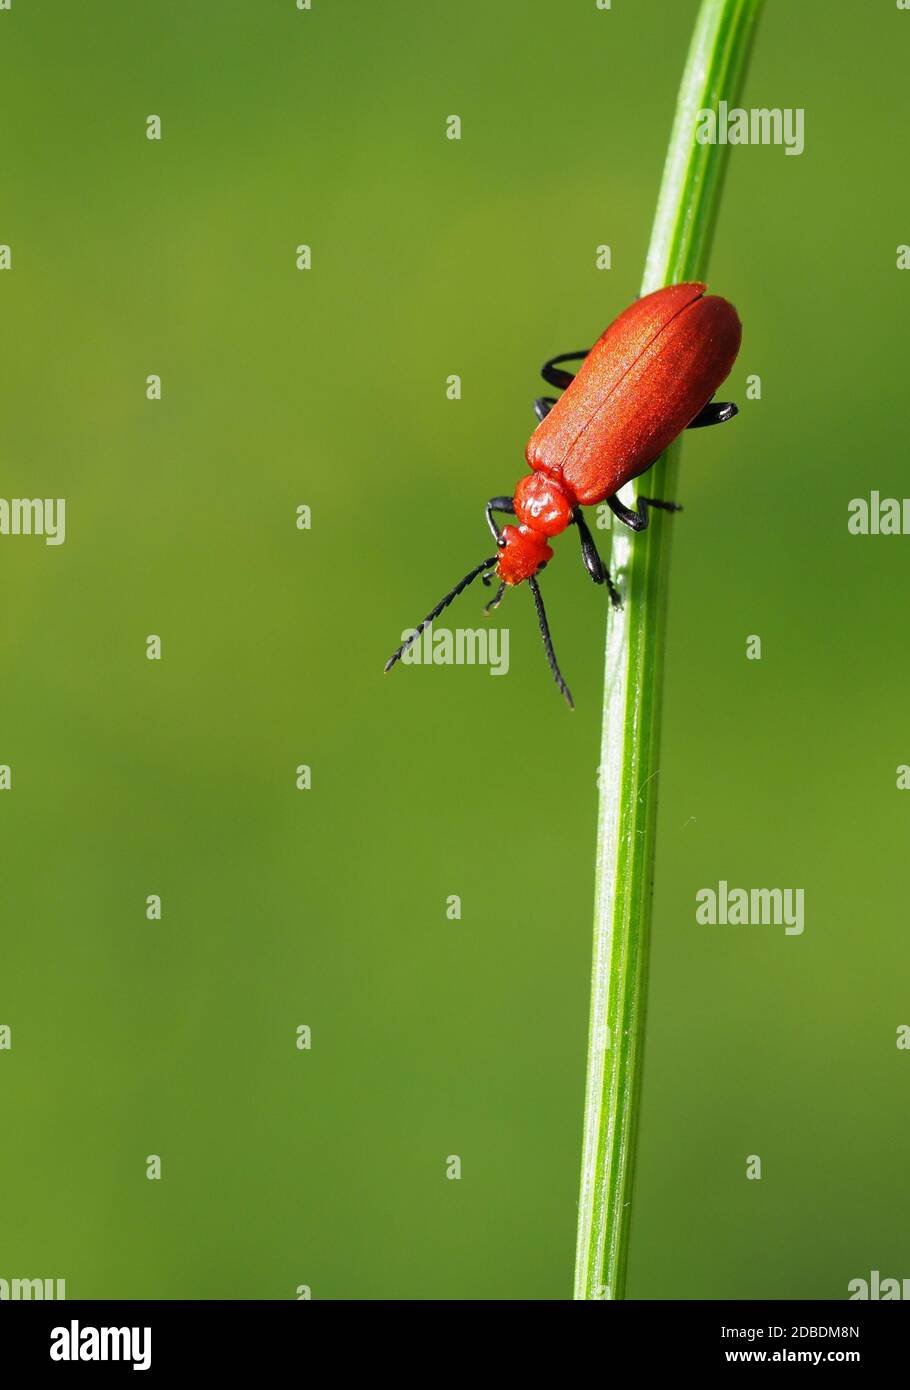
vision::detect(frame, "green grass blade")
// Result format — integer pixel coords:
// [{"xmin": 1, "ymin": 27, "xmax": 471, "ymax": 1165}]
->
[{"xmin": 574, "ymin": 0, "xmax": 765, "ymax": 1303}]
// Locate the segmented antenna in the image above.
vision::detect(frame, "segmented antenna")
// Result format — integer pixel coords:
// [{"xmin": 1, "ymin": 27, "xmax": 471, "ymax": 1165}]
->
[{"xmin": 384, "ymin": 555, "xmax": 499, "ymax": 672}]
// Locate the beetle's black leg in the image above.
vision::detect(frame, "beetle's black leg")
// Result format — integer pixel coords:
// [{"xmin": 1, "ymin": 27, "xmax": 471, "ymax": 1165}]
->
[
  {"xmin": 534, "ymin": 396, "xmax": 557, "ymax": 422},
  {"xmin": 485, "ymin": 495, "xmax": 515, "ymax": 544},
  {"xmin": 528, "ymin": 575, "xmax": 573, "ymax": 709},
  {"xmin": 483, "ymin": 581, "xmax": 506, "ymax": 614},
  {"xmin": 686, "ymin": 399, "xmax": 738, "ymax": 429},
  {"xmin": 541, "ymin": 350, "xmax": 590, "ymax": 391},
  {"xmin": 573, "ymin": 508, "xmax": 605, "ymax": 582},
  {"xmin": 608, "ymin": 493, "xmax": 683, "ymax": 533},
  {"xmin": 572, "ymin": 508, "xmax": 622, "ymax": 609}
]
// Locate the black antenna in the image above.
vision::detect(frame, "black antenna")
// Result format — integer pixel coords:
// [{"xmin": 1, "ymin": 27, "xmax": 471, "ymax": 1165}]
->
[
  {"xmin": 528, "ymin": 575, "xmax": 574, "ymax": 709},
  {"xmin": 384, "ymin": 555, "xmax": 499, "ymax": 672}
]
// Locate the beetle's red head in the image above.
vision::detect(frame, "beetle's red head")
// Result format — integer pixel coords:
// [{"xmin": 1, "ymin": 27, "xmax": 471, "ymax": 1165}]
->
[{"xmin": 496, "ymin": 524, "xmax": 553, "ymax": 584}]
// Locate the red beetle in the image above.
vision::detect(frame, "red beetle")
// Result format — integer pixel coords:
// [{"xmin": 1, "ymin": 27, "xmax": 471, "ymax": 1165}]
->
[{"xmin": 385, "ymin": 282, "xmax": 742, "ymax": 706}]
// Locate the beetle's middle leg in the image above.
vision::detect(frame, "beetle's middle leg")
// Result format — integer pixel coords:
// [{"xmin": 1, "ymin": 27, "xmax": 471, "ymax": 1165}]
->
[
  {"xmin": 573, "ymin": 508, "xmax": 621, "ymax": 609},
  {"xmin": 608, "ymin": 494, "xmax": 682, "ymax": 533},
  {"xmin": 485, "ymin": 496, "xmax": 515, "ymax": 545}
]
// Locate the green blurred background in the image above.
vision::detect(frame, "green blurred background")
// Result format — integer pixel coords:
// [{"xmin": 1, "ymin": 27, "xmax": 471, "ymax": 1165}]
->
[{"xmin": 0, "ymin": 0, "xmax": 907, "ymax": 1300}]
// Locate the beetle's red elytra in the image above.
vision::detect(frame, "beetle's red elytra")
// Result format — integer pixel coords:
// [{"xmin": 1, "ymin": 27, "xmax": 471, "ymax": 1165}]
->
[{"xmin": 386, "ymin": 282, "xmax": 742, "ymax": 706}]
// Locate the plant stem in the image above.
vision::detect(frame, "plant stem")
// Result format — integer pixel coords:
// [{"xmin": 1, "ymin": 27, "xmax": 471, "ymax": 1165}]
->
[{"xmin": 574, "ymin": 0, "xmax": 764, "ymax": 1302}]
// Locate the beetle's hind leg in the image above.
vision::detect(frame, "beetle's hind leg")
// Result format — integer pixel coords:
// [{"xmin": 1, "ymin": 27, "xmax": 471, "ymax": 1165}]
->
[
  {"xmin": 540, "ymin": 349, "xmax": 590, "ymax": 391},
  {"xmin": 607, "ymin": 493, "xmax": 683, "ymax": 533},
  {"xmin": 573, "ymin": 508, "xmax": 621, "ymax": 609},
  {"xmin": 686, "ymin": 398, "xmax": 738, "ymax": 429},
  {"xmin": 485, "ymin": 495, "xmax": 515, "ymax": 544}
]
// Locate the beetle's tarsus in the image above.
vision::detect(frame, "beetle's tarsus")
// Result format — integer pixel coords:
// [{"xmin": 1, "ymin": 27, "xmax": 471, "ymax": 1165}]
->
[
  {"xmin": 641, "ymin": 496, "xmax": 683, "ymax": 513},
  {"xmin": 687, "ymin": 399, "xmax": 738, "ymax": 429},
  {"xmin": 608, "ymin": 494, "xmax": 682, "ymax": 533},
  {"xmin": 483, "ymin": 581, "xmax": 506, "ymax": 616}
]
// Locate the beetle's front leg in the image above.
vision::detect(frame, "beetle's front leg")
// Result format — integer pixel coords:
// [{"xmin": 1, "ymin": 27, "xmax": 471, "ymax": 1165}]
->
[
  {"xmin": 573, "ymin": 508, "xmax": 621, "ymax": 609},
  {"xmin": 485, "ymin": 496, "xmax": 515, "ymax": 545},
  {"xmin": 607, "ymin": 494, "xmax": 682, "ymax": 533}
]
